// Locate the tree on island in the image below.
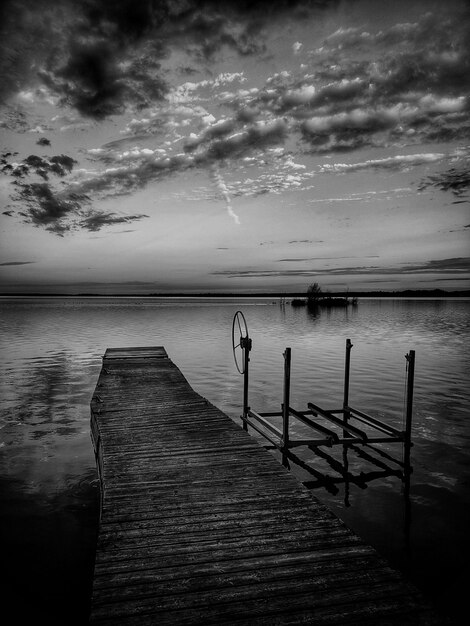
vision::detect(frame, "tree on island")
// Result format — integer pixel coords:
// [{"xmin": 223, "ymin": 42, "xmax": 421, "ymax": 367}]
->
[
  {"xmin": 292, "ymin": 282, "xmax": 323, "ymax": 307},
  {"xmin": 307, "ymin": 282, "xmax": 322, "ymax": 306}
]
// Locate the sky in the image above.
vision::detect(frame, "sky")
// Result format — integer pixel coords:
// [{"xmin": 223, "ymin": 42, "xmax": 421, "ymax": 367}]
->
[{"xmin": 0, "ymin": 0, "xmax": 469, "ymax": 294}]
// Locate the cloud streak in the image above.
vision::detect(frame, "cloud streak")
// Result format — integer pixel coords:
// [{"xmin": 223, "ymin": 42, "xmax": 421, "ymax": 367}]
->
[
  {"xmin": 212, "ymin": 257, "xmax": 470, "ymax": 278},
  {"xmin": 210, "ymin": 163, "xmax": 240, "ymax": 225}
]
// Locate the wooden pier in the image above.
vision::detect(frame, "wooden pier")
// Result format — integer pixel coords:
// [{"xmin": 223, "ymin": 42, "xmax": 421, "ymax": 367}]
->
[{"xmin": 89, "ymin": 347, "xmax": 442, "ymax": 625}]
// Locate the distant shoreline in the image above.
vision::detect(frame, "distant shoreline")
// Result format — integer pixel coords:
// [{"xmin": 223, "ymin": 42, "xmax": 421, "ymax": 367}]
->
[{"xmin": 1, "ymin": 289, "xmax": 469, "ymax": 298}]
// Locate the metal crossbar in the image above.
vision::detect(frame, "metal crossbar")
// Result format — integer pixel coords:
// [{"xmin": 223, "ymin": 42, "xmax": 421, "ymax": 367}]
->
[{"xmin": 307, "ymin": 402, "xmax": 369, "ymax": 442}]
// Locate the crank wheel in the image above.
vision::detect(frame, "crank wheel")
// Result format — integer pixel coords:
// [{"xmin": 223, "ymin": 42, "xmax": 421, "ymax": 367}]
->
[{"xmin": 232, "ymin": 311, "xmax": 249, "ymax": 374}]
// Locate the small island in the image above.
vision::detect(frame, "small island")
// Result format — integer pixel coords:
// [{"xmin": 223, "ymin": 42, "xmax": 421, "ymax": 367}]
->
[{"xmin": 291, "ymin": 283, "xmax": 358, "ymax": 308}]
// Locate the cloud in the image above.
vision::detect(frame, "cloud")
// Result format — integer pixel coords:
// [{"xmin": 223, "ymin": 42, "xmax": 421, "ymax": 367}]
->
[
  {"xmin": 2, "ymin": 1, "xmax": 169, "ymax": 116},
  {"xmin": 281, "ymin": 78, "xmax": 367, "ymax": 116},
  {"xmin": 283, "ymin": 84, "xmax": 316, "ymax": 107},
  {"xmin": 1, "ymin": 152, "xmax": 78, "ymax": 180},
  {"xmin": 1, "ymin": 150, "xmax": 149, "ymax": 234},
  {"xmin": 228, "ymin": 170, "xmax": 313, "ymax": 199},
  {"xmin": 302, "ymin": 107, "xmax": 396, "ymax": 135},
  {"xmin": 2, "ymin": 2, "xmax": 468, "ymax": 136},
  {"xmin": 206, "ymin": 118, "xmax": 289, "ymax": 161},
  {"xmin": 1, "ymin": 149, "xmax": 142, "ymax": 234},
  {"xmin": 305, "ymin": 187, "xmax": 414, "ymax": 205},
  {"xmin": 169, "ymin": 73, "xmax": 246, "ymax": 106},
  {"xmin": 407, "ymin": 258, "xmax": 470, "ymax": 273},
  {"xmin": 318, "ymin": 152, "xmax": 449, "ymax": 174},
  {"xmin": 212, "ymin": 257, "xmax": 470, "ymax": 278},
  {"xmin": 39, "ymin": 38, "xmax": 167, "ymax": 119},
  {"xmin": 317, "ymin": 8, "xmax": 470, "ymax": 95},
  {"xmin": 418, "ymin": 165, "xmax": 470, "ymax": 197},
  {"xmin": 70, "ymin": 149, "xmax": 196, "ymax": 200},
  {"xmin": 278, "ymin": 256, "xmax": 380, "ymax": 262},
  {"xmin": 184, "ymin": 118, "xmax": 237, "ymax": 152},
  {"xmin": 3, "ymin": 1, "xmax": 470, "ymax": 238},
  {"xmin": 1, "ymin": 0, "xmax": 336, "ymax": 119},
  {"xmin": 14, "ymin": 182, "xmax": 90, "ymax": 234},
  {"xmin": 214, "ymin": 9, "xmax": 467, "ymax": 154},
  {"xmin": 0, "ymin": 260, "xmax": 35, "ymax": 266},
  {"xmin": 288, "ymin": 240, "xmax": 322, "ymax": 244},
  {"xmin": 11, "ymin": 179, "xmax": 149, "ymax": 235},
  {"xmin": 2, "ymin": 138, "xmax": 201, "ymax": 232},
  {"xmin": 79, "ymin": 211, "xmax": 148, "ymax": 232}
]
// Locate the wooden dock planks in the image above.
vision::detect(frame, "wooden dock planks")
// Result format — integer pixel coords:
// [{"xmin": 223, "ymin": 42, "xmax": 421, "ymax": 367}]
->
[{"xmin": 89, "ymin": 347, "xmax": 442, "ymax": 625}]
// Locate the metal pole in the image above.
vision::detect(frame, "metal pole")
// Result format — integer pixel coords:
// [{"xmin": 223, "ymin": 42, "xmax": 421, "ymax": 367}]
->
[
  {"xmin": 404, "ymin": 350, "xmax": 415, "ymax": 464},
  {"xmin": 282, "ymin": 347, "xmax": 291, "ymax": 467},
  {"xmin": 242, "ymin": 337, "xmax": 252, "ymax": 431},
  {"xmin": 403, "ymin": 349, "xmax": 415, "ymax": 557},
  {"xmin": 343, "ymin": 339, "xmax": 353, "ymax": 437}
]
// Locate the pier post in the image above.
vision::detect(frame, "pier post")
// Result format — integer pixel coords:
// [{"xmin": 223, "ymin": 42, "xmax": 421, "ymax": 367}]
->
[
  {"xmin": 343, "ymin": 339, "xmax": 353, "ymax": 437},
  {"xmin": 282, "ymin": 348, "xmax": 291, "ymax": 467}
]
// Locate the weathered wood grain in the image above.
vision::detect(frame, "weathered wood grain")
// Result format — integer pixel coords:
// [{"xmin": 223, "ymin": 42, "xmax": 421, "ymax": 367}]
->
[{"xmin": 89, "ymin": 347, "xmax": 443, "ymax": 625}]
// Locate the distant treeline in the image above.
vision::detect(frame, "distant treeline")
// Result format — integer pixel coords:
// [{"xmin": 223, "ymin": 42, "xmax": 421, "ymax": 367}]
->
[{"xmin": 2, "ymin": 289, "xmax": 470, "ymax": 298}]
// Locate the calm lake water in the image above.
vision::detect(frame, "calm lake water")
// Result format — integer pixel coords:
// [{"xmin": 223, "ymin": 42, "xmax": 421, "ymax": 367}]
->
[{"xmin": 0, "ymin": 296, "xmax": 469, "ymax": 624}]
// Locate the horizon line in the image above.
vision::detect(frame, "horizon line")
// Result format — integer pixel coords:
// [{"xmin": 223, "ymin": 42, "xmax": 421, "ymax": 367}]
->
[{"xmin": 1, "ymin": 288, "xmax": 469, "ymax": 298}]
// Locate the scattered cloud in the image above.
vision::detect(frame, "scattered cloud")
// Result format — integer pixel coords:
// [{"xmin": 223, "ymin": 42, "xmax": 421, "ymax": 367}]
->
[
  {"xmin": 5, "ymin": 173, "xmax": 148, "ymax": 235},
  {"xmin": 1, "ymin": 152, "xmax": 77, "ymax": 180},
  {"xmin": 117, "ymin": 3, "xmax": 470, "ymax": 205}
]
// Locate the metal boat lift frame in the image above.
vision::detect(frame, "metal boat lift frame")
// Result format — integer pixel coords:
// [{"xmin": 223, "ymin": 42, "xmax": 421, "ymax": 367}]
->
[{"xmin": 233, "ymin": 313, "xmax": 415, "ymax": 470}]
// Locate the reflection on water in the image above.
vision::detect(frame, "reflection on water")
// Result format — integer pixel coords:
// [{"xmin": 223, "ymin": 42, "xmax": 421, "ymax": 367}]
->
[
  {"xmin": 0, "ymin": 470, "xmax": 99, "ymax": 625},
  {"xmin": 0, "ymin": 296, "xmax": 469, "ymax": 624}
]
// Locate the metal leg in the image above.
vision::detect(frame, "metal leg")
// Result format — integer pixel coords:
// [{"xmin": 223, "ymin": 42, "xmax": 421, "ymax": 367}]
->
[
  {"xmin": 343, "ymin": 339, "xmax": 353, "ymax": 437},
  {"xmin": 282, "ymin": 348, "xmax": 291, "ymax": 468}
]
